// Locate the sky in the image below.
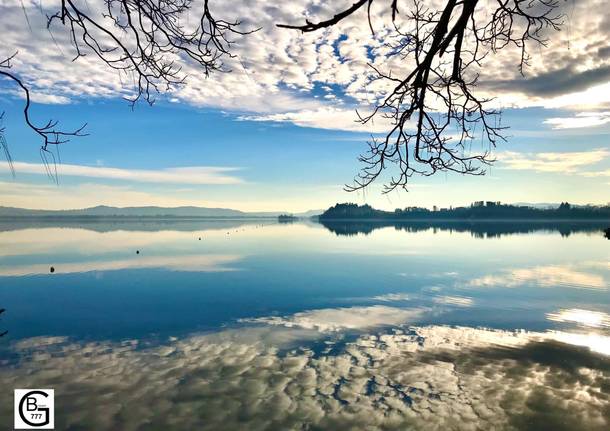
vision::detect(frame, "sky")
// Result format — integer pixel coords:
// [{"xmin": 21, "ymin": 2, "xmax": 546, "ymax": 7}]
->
[{"xmin": 0, "ymin": 0, "xmax": 609, "ymax": 212}]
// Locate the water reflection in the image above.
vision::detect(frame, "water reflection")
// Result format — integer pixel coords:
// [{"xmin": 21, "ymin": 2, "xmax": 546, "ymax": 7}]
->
[
  {"xmin": 1, "ymin": 222, "xmax": 608, "ymax": 341},
  {"xmin": 0, "ymin": 310, "xmax": 608, "ymax": 430},
  {"xmin": 0, "ymin": 254, "xmax": 242, "ymax": 276},
  {"xmin": 1, "ymin": 220, "xmax": 609, "ymax": 429},
  {"xmin": 0, "ymin": 308, "xmax": 6, "ymax": 338},
  {"xmin": 468, "ymin": 263, "xmax": 608, "ymax": 290},
  {"xmin": 0, "ymin": 227, "xmax": 244, "ymax": 276},
  {"xmin": 547, "ymin": 309, "xmax": 610, "ymax": 328},
  {"xmin": 0, "ymin": 226, "xmax": 248, "ymax": 258},
  {"xmin": 432, "ymin": 295, "xmax": 474, "ymax": 307},
  {"xmin": 0, "ymin": 218, "xmax": 265, "ymax": 233},
  {"xmin": 240, "ymin": 305, "xmax": 425, "ymax": 332},
  {"xmin": 319, "ymin": 219, "xmax": 609, "ymax": 238}
]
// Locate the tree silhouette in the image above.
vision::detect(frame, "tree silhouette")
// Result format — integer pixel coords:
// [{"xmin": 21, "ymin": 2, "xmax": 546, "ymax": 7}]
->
[
  {"xmin": 46, "ymin": 0, "xmax": 256, "ymax": 107},
  {"xmin": 1, "ymin": 55, "xmax": 88, "ymax": 181},
  {"xmin": 279, "ymin": 0, "xmax": 563, "ymax": 191},
  {"xmin": 1, "ymin": 0, "xmax": 252, "ymax": 181},
  {"xmin": 1, "ymin": 0, "xmax": 564, "ymax": 191}
]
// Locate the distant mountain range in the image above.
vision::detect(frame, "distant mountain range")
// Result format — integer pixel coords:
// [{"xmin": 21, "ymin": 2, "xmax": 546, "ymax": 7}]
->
[
  {"xmin": 0, "ymin": 205, "xmax": 324, "ymax": 218},
  {"xmin": 3, "ymin": 202, "xmax": 607, "ymax": 219}
]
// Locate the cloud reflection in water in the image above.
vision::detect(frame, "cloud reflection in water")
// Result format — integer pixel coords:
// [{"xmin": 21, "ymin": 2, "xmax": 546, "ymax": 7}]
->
[
  {"xmin": 0, "ymin": 254, "xmax": 242, "ymax": 276},
  {"xmin": 0, "ymin": 307, "xmax": 608, "ymax": 430},
  {"xmin": 547, "ymin": 308, "xmax": 610, "ymax": 329},
  {"xmin": 240, "ymin": 305, "xmax": 425, "ymax": 332},
  {"xmin": 468, "ymin": 263, "xmax": 608, "ymax": 290}
]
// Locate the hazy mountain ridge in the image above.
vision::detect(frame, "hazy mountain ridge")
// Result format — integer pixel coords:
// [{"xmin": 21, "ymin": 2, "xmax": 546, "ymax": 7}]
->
[{"xmin": 0, "ymin": 205, "xmax": 283, "ymax": 218}]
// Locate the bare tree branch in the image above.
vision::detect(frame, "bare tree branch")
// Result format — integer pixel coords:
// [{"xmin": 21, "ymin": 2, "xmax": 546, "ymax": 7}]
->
[
  {"xmin": 278, "ymin": 0, "xmax": 373, "ymax": 33},
  {"xmin": 279, "ymin": 0, "xmax": 564, "ymax": 193},
  {"xmin": 47, "ymin": 0, "xmax": 258, "ymax": 106},
  {"xmin": 0, "ymin": 111, "xmax": 15, "ymax": 178},
  {"xmin": 3, "ymin": 1, "xmax": 564, "ymax": 192},
  {"xmin": 1, "ymin": 52, "xmax": 88, "ymax": 182},
  {"xmin": 3, "ymin": 1, "xmax": 258, "ymax": 181}
]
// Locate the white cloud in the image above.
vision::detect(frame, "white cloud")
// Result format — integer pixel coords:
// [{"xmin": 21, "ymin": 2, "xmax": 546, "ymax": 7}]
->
[
  {"xmin": 498, "ymin": 149, "xmax": 609, "ymax": 173},
  {"xmin": 540, "ymin": 82, "xmax": 610, "ymax": 111},
  {"xmin": 0, "ymin": 181, "xmax": 208, "ymax": 209},
  {"xmin": 239, "ymin": 106, "xmax": 391, "ymax": 132},
  {"xmin": 0, "ymin": 179, "xmax": 340, "ymax": 212},
  {"xmin": 0, "ymin": 161, "xmax": 243, "ymax": 184},
  {"xmin": 544, "ymin": 111, "xmax": 610, "ymax": 129},
  {"xmin": 2, "ymin": 0, "xmax": 610, "ymax": 133},
  {"xmin": 581, "ymin": 169, "xmax": 610, "ymax": 177}
]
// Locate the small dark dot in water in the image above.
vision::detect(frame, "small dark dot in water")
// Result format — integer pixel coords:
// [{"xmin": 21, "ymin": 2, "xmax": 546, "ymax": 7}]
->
[
  {"xmin": 198, "ymin": 237, "xmax": 201, "ymax": 240},
  {"xmin": 49, "ymin": 266, "xmax": 55, "ymax": 273},
  {"xmin": 136, "ymin": 250, "xmax": 140, "ymax": 254}
]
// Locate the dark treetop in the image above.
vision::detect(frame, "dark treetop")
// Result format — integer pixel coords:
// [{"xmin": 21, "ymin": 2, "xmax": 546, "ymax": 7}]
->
[{"xmin": 319, "ymin": 202, "xmax": 610, "ymax": 221}]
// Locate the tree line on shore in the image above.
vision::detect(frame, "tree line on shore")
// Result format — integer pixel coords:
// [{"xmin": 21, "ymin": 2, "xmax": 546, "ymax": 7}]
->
[{"xmin": 319, "ymin": 202, "xmax": 610, "ymax": 220}]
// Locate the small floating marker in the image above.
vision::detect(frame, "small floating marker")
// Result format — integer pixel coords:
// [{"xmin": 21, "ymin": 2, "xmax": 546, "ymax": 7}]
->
[
  {"xmin": 198, "ymin": 237, "xmax": 201, "ymax": 241},
  {"xmin": 136, "ymin": 250, "xmax": 140, "ymax": 254},
  {"xmin": 49, "ymin": 266, "xmax": 55, "ymax": 273}
]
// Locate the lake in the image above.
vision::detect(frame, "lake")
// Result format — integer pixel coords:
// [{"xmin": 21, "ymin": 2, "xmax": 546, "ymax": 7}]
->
[{"xmin": 0, "ymin": 220, "xmax": 608, "ymax": 430}]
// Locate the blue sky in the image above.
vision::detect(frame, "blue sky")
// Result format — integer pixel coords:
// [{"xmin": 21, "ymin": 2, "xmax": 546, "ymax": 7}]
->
[
  {"xmin": 1, "ymin": 0, "xmax": 609, "ymax": 211},
  {"xmin": 1, "ymin": 97, "xmax": 608, "ymax": 211}
]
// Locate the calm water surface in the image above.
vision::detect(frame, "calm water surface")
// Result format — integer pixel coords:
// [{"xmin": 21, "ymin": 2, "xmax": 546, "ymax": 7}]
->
[{"xmin": 0, "ymin": 220, "xmax": 608, "ymax": 430}]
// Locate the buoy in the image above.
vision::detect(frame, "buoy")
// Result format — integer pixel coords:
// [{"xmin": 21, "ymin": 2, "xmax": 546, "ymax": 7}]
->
[
  {"xmin": 50, "ymin": 266, "xmax": 55, "ymax": 273},
  {"xmin": 198, "ymin": 237, "xmax": 201, "ymax": 240},
  {"xmin": 136, "ymin": 250, "xmax": 140, "ymax": 254}
]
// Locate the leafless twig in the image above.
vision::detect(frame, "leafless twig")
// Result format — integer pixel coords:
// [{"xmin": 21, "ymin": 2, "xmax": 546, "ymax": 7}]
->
[
  {"xmin": 47, "ymin": 0, "xmax": 258, "ymax": 106},
  {"xmin": 1, "ymin": 52, "xmax": 88, "ymax": 181},
  {"xmin": 279, "ymin": 0, "xmax": 564, "ymax": 192}
]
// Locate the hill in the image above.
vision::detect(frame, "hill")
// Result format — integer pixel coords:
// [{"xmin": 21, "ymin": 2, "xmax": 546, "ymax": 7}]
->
[{"xmin": 0, "ymin": 205, "xmax": 281, "ymax": 218}]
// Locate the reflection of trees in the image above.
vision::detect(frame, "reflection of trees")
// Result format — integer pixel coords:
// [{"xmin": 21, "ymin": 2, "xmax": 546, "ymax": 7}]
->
[
  {"xmin": 0, "ymin": 308, "xmax": 6, "ymax": 337},
  {"xmin": 319, "ymin": 220, "xmax": 609, "ymax": 238}
]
